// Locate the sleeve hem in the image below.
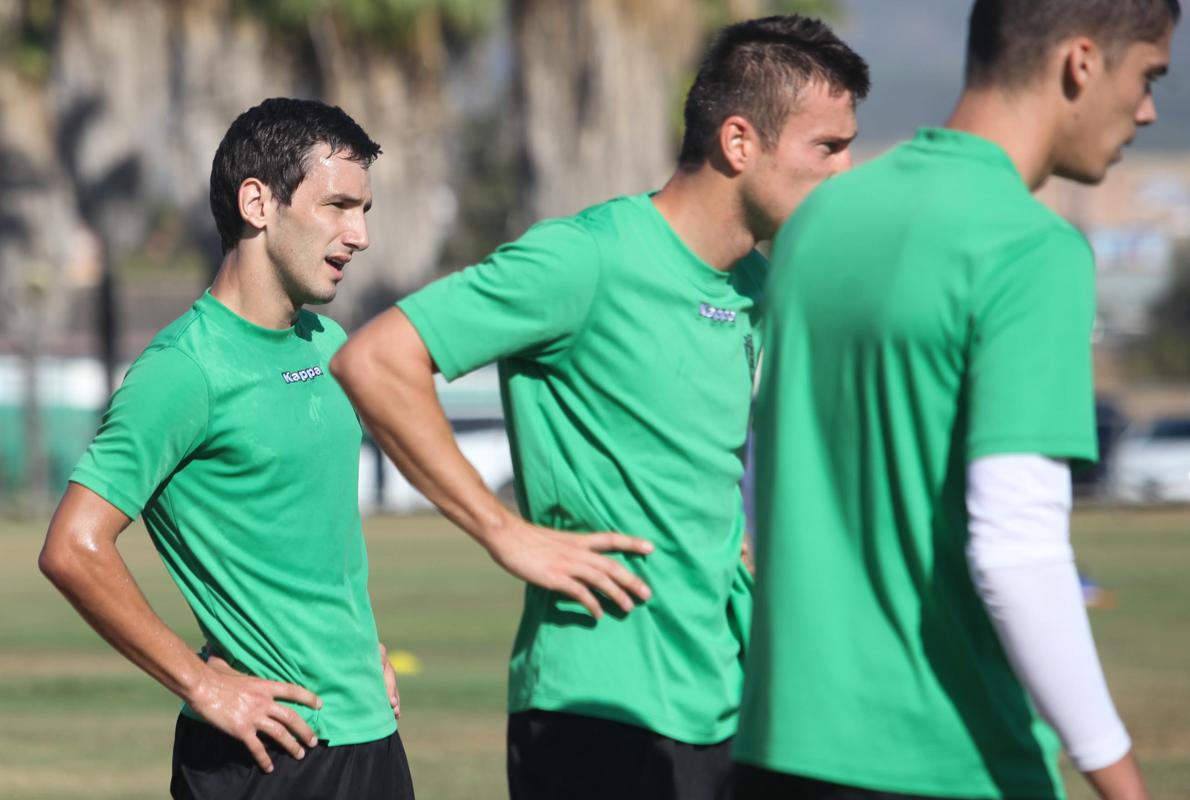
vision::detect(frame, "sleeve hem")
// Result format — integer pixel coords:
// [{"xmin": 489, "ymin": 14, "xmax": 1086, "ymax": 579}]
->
[
  {"xmin": 1068, "ymin": 730, "xmax": 1131, "ymax": 773},
  {"xmin": 67, "ymin": 475, "xmax": 143, "ymax": 521},
  {"xmin": 397, "ymin": 298, "xmax": 465, "ymax": 381},
  {"xmin": 968, "ymin": 437, "xmax": 1097, "ymax": 465}
]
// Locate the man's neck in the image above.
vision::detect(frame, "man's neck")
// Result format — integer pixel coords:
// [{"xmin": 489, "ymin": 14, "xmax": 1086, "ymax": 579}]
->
[
  {"xmin": 650, "ymin": 168, "xmax": 757, "ymax": 271},
  {"xmin": 945, "ymin": 86, "xmax": 1058, "ymax": 192},
  {"xmin": 210, "ymin": 249, "xmax": 301, "ymax": 329}
]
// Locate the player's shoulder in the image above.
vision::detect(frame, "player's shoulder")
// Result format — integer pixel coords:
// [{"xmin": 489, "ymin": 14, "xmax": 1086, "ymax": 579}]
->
[
  {"xmin": 148, "ymin": 301, "xmax": 204, "ymax": 349},
  {"xmin": 966, "ymin": 199, "xmax": 1095, "ymax": 306},
  {"xmin": 509, "ymin": 205, "xmax": 603, "ymax": 258},
  {"xmin": 979, "ymin": 193, "xmax": 1092, "ymax": 274},
  {"xmin": 1020, "ymin": 196, "xmax": 1091, "ymax": 255},
  {"xmin": 134, "ymin": 303, "xmax": 212, "ymax": 375},
  {"xmin": 570, "ymin": 193, "xmax": 640, "ymax": 224},
  {"xmin": 497, "ymin": 199, "xmax": 623, "ymax": 276},
  {"xmin": 560, "ymin": 192, "xmax": 659, "ymax": 243},
  {"xmin": 123, "ymin": 334, "xmax": 208, "ymax": 396}
]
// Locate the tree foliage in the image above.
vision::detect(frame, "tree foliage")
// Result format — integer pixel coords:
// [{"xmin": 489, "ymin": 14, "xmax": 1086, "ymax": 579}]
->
[
  {"xmin": 0, "ymin": 0, "xmax": 57, "ymax": 80},
  {"xmin": 698, "ymin": 0, "xmax": 844, "ymax": 29},
  {"xmin": 233, "ymin": 0, "xmax": 498, "ymax": 53}
]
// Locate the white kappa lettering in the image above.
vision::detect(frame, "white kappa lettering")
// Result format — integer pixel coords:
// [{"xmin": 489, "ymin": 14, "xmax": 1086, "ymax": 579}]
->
[
  {"xmin": 698, "ymin": 302, "xmax": 737, "ymax": 324},
  {"xmin": 280, "ymin": 365, "xmax": 325, "ymax": 384}
]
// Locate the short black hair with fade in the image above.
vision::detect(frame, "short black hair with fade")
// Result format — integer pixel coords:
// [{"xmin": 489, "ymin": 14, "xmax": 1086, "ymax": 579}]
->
[
  {"xmin": 677, "ymin": 15, "xmax": 870, "ymax": 169},
  {"xmin": 210, "ymin": 97, "xmax": 381, "ymax": 254},
  {"xmin": 966, "ymin": 0, "xmax": 1180, "ymax": 89}
]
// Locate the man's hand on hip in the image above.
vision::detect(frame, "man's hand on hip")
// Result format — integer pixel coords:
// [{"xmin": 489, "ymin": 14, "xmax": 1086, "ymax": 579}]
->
[
  {"xmin": 379, "ymin": 643, "xmax": 400, "ymax": 718},
  {"xmin": 190, "ymin": 653, "xmax": 322, "ymax": 774},
  {"xmin": 485, "ymin": 520, "xmax": 654, "ymax": 619}
]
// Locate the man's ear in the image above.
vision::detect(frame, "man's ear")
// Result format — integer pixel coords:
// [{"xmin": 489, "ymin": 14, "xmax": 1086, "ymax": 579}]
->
[
  {"xmin": 238, "ymin": 177, "xmax": 273, "ymax": 233},
  {"xmin": 1060, "ymin": 36, "xmax": 1099, "ymax": 101},
  {"xmin": 717, "ymin": 115, "xmax": 759, "ymax": 176}
]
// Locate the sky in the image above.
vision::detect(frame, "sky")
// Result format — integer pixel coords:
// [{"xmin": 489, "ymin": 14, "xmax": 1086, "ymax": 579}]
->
[{"xmin": 836, "ymin": 0, "xmax": 1190, "ymax": 151}]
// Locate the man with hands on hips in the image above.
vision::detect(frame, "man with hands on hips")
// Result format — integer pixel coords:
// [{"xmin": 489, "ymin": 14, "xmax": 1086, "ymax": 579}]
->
[{"xmin": 40, "ymin": 98, "xmax": 414, "ymax": 799}]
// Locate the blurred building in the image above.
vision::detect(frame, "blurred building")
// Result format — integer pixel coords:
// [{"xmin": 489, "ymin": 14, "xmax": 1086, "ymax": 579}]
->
[{"xmin": 1038, "ymin": 154, "xmax": 1190, "ymax": 340}]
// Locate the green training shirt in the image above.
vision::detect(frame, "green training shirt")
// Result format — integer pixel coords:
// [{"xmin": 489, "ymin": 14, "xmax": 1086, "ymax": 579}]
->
[
  {"xmin": 400, "ymin": 193, "xmax": 765, "ymax": 744},
  {"xmin": 736, "ymin": 128, "xmax": 1098, "ymax": 798},
  {"xmin": 71, "ymin": 290, "xmax": 395, "ymax": 746}
]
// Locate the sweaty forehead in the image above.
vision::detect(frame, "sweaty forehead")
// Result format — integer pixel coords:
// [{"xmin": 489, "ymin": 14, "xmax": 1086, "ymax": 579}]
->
[
  {"xmin": 302, "ymin": 142, "xmax": 361, "ymax": 171},
  {"xmin": 283, "ymin": 154, "xmax": 371, "ymax": 211},
  {"xmin": 300, "ymin": 147, "xmax": 370, "ymax": 191}
]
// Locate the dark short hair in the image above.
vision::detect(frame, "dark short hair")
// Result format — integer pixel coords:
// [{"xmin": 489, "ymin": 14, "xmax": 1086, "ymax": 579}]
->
[
  {"xmin": 209, "ymin": 98, "xmax": 381, "ymax": 254},
  {"xmin": 966, "ymin": 0, "xmax": 1180, "ymax": 88},
  {"xmin": 677, "ymin": 15, "xmax": 870, "ymax": 169}
]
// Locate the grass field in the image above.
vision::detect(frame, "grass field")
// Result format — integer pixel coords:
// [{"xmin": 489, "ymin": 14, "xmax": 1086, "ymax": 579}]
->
[{"xmin": 0, "ymin": 508, "xmax": 1187, "ymax": 799}]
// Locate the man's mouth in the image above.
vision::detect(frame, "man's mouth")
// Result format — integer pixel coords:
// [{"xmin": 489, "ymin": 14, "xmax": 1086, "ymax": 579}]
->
[{"xmin": 325, "ymin": 255, "xmax": 350, "ymax": 274}]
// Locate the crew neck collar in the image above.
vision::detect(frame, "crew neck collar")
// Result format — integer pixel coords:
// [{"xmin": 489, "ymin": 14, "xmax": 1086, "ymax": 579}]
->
[
  {"xmin": 196, "ymin": 289, "xmax": 304, "ymax": 343},
  {"xmin": 635, "ymin": 193, "xmax": 742, "ymax": 294},
  {"xmin": 910, "ymin": 127, "xmax": 1022, "ymax": 182}
]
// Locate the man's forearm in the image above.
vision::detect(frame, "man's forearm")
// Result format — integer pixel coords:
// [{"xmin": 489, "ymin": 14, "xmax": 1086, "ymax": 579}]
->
[
  {"xmin": 966, "ymin": 455, "xmax": 1144, "ymax": 797},
  {"xmin": 43, "ymin": 484, "xmax": 324, "ymax": 771},
  {"xmin": 332, "ymin": 308, "xmax": 653, "ymax": 618},
  {"xmin": 332, "ymin": 309, "xmax": 512, "ymax": 549},
  {"xmin": 40, "ymin": 500, "xmax": 208, "ymax": 701}
]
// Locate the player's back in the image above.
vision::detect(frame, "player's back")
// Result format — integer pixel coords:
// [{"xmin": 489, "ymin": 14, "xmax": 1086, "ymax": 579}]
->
[{"xmin": 736, "ymin": 128, "xmax": 1091, "ymax": 799}]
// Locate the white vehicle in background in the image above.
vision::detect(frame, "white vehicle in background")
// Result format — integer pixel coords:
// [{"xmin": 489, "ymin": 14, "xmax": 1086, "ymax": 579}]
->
[
  {"xmin": 1107, "ymin": 417, "xmax": 1190, "ymax": 504},
  {"xmin": 358, "ymin": 364, "xmax": 516, "ymax": 514}
]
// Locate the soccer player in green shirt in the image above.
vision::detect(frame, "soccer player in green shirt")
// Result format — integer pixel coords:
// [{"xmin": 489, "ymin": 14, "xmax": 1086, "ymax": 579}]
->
[
  {"xmin": 332, "ymin": 15, "xmax": 867, "ymax": 800},
  {"xmin": 736, "ymin": 2, "xmax": 1177, "ymax": 799},
  {"xmin": 40, "ymin": 99, "xmax": 414, "ymax": 799}
]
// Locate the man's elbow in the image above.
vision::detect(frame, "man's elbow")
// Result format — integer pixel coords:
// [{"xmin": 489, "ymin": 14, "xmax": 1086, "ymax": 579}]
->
[
  {"xmin": 38, "ymin": 524, "xmax": 97, "ymax": 595},
  {"xmin": 332, "ymin": 325, "xmax": 431, "ymax": 399},
  {"xmin": 38, "ymin": 535, "xmax": 79, "ymax": 589}
]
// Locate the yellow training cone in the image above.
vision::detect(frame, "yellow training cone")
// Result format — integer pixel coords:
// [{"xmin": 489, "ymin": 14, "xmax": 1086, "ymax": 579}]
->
[{"xmin": 388, "ymin": 649, "xmax": 422, "ymax": 675}]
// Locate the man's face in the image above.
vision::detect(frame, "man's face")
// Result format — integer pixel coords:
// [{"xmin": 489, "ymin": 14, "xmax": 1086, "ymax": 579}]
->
[
  {"xmin": 266, "ymin": 143, "xmax": 372, "ymax": 306},
  {"xmin": 1055, "ymin": 27, "xmax": 1173, "ymax": 184},
  {"xmin": 742, "ymin": 81, "xmax": 858, "ymax": 242}
]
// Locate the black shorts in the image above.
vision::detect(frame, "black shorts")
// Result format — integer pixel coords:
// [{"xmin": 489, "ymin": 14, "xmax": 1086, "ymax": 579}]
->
[
  {"xmin": 733, "ymin": 764, "xmax": 946, "ymax": 800},
  {"xmin": 507, "ymin": 709, "xmax": 733, "ymax": 800},
  {"xmin": 171, "ymin": 714, "xmax": 415, "ymax": 800}
]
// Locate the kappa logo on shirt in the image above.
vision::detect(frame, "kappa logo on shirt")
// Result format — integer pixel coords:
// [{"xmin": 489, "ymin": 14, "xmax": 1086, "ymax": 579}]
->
[
  {"xmin": 699, "ymin": 302, "xmax": 737, "ymax": 324},
  {"xmin": 281, "ymin": 365, "xmax": 325, "ymax": 384}
]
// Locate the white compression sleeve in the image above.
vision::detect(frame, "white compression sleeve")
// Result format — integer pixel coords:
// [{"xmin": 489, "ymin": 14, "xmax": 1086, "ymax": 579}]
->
[{"xmin": 966, "ymin": 454, "xmax": 1130, "ymax": 772}]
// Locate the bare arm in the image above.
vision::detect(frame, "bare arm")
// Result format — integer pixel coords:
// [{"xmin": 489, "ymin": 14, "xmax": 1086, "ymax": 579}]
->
[
  {"xmin": 1084, "ymin": 753, "xmax": 1147, "ymax": 800},
  {"xmin": 40, "ymin": 483, "xmax": 321, "ymax": 772},
  {"xmin": 331, "ymin": 307, "xmax": 653, "ymax": 618}
]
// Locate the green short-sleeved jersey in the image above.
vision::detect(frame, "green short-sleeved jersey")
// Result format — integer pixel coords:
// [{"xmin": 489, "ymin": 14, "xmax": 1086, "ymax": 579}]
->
[
  {"xmin": 71, "ymin": 290, "xmax": 395, "ymax": 746},
  {"xmin": 400, "ymin": 193, "xmax": 766, "ymax": 744},
  {"xmin": 736, "ymin": 129, "xmax": 1097, "ymax": 798}
]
